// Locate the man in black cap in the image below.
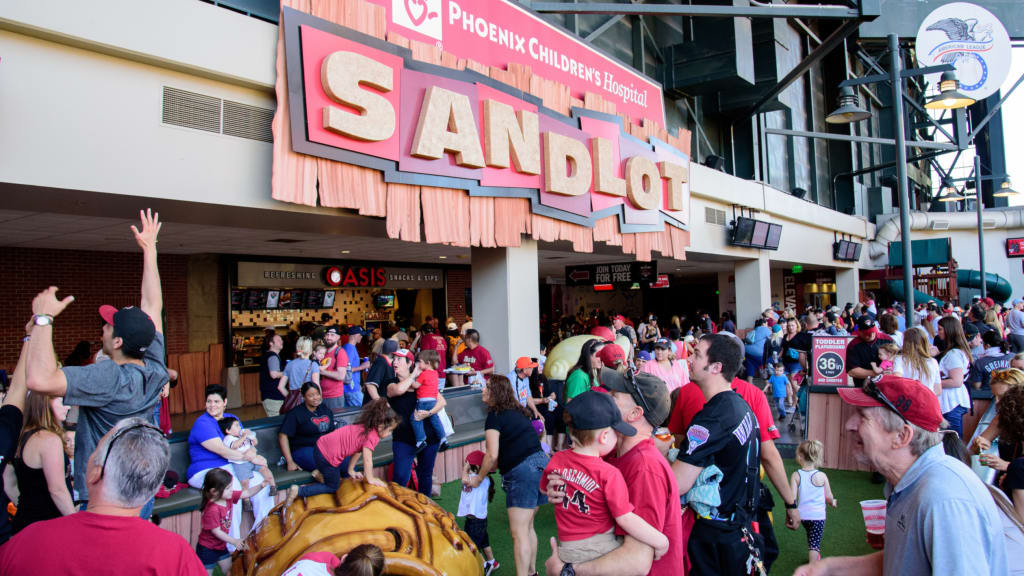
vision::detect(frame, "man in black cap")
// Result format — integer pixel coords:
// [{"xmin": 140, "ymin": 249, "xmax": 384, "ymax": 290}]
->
[
  {"xmin": 24, "ymin": 209, "xmax": 170, "ymax": 519},
  {"xmin": 544, "ymin": 369, "xmax": 684, "ymax": 576},
  {"xmin": 846, "ymin": 316, "xmax": 893, "ymax": 388}
]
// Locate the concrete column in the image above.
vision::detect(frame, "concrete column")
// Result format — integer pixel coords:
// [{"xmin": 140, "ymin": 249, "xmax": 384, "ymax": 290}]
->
[
  {"xmin": 734, "ymin": 257, "xmax": 771, "ymax": 330},
  {"xmin": 836, "ymin": 267, "xmax": 860, "ymax": 310},
  {"xmin": 471, "ymin": 239, "xmax": 540, "ymax": 375}
]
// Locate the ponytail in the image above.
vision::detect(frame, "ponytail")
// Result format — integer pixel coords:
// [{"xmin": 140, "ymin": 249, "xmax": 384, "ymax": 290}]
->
[{"xmin": 335, "ymin": 544, "xmax": 385, "ymax": 576}]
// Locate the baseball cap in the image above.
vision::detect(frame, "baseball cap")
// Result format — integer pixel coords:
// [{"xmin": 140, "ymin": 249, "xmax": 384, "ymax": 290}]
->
[
  {"xmin": 447, "ymin": 322, "xmax": 458, "ymax": 331},
  {"xmin": 653, "ymin": 338, "xmax": 672, "ymax": 349},
  {"xmin": 596, "ymin": 343, "xmax": 625, "ymax": 367},
  {"xmin": 983, "ymin": 297, "xmax": 995, "ymax": 308},
  {"xmin": 856, "ymin": 315, "xmax": 877, "ymax": 339},
  {"xmin": 382, "ymin": 340, "xmax": 399, "ymax": 355},
  {"xmin": 599, "ymin": 368, "xmax": 671, "ymax": 428},
  {"xmin": 590, "ymin": 326, "xmax": 615, "ymax": 341},
  {"xmin": 465, "ymin": 450, "xmax": 485, "ymax": 467},
  {"xmin": 612, "ymin": 314, "xmax": 627, "ymax": 323},
  {"xmin": 964, "ymin": 323, "xmax": 982, "ymax": 338},
  {"xmin": 324, "ymin": 326, "xmax": 342, "ymax": 336},
  {"xmin": 1014, "ymin": 299, "xmax": 1024, "ymax": 307},
  {"xmin": 515, "ymin": 356, "xmax": 539, "ymax": 370},
  {"xmin": 637, "ymin": 350, "xmax": 653, "ymax": 361},
  {"xmin": 392, "ymin": 348, "xmax": 413, "ymax": 361},
  {"xmin": 565, "ymin": 389, "xmax": 636, "ymax": 437},
  {"xmin": 347, "ymin": 326, "xmax": 365, "ymax": 336},
  {"xmin": 838, "ymin": 376, "xmax": 943, "ymax": 432},
  {"xmin": 98, "ymin": 305, "xmax": 155, "ymax": 356},
  {"xmin": 772, "ymin": 324, "xmax": 783, "ymax": 333}
]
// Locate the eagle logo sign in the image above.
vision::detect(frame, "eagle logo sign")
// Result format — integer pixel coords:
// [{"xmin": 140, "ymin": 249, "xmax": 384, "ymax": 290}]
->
[{"xmin": 925, "ymin": 16, "xmax": 994, "ymax": 91}]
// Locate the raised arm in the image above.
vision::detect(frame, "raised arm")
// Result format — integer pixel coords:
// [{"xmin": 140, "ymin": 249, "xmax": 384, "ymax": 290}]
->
[
  {"xmin": 132, "ymin": 209, "xmax": 163, "ymax": 334},
  {"xmin": 26, "ymin": 287, "xmax": 73, "ymax": 396},
  {"xmin": 3, "ymin": 334, "xmax": 32, "ymax": 411}
]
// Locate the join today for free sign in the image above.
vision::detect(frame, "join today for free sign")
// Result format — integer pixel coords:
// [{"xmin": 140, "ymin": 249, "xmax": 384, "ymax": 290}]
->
[{"xmin": 281, "ymin": 6, "xmax": 689, "ymax": 233}]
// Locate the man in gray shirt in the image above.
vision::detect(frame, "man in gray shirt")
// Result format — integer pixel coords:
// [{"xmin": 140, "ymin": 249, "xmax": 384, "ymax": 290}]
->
[
  {"xmin": 24, "ymin": 209, "xmax": 168, "ymax": 518},
  {"xmin": 1006, "ymin": 299, "xmax": 1024, "ymax": 353},
  {"xmin": 795, "ymin": 376, "xmax": 1007, "ymax": 576}
]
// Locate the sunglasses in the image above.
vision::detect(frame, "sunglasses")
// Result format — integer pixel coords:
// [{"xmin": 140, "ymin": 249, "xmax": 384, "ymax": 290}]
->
[
  {"xmin": 991, "ymin": 368, "xmax": 1022, "ymax": 381},
  {"xmin": 623, "ymin": 370, "xmax": 653, "ymax": 418},
  {"xmin": 100, "ymin": 422, "xmax": 162, "ymax": 479},
  {"xmin": 863, "ymin": 380, "xmax": 909, "ymax": 426}
]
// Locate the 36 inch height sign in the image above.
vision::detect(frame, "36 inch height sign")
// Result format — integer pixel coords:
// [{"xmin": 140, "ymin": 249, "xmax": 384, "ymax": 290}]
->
[
  {"xmin": 811, "ymin": 336, "xmax": 852, "ymax": 386},
  {"xmin": 370, "ymin": 0, "xmax": 665, "ymax": 128},
  {"xmin": 282, "ymin": 7, "xmax": 689, "ymax": 233}
]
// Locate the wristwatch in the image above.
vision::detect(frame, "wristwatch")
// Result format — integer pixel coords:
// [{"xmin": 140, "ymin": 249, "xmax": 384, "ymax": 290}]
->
[
  {"xmin": 560, "ymin": 563, "xmax": 575, "ymax": 576},
  {"xmin": 785, "ymin": 500, "xmax": 798, "ymax": 510},
  {"xmin": 32, "ymin": 314, "xmax": 54, "ymax": 327}
]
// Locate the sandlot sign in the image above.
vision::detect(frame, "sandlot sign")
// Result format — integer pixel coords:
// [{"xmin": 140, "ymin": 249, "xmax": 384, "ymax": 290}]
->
[{"xmin": 282, "ymin": 8, "xmax": 689, "ymax": 233}]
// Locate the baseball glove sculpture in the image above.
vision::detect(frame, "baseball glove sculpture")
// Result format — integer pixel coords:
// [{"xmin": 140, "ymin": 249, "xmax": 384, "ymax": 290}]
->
[{"xmin": 230, "ymin": 479, "xmax": 483, "ymax": 576}]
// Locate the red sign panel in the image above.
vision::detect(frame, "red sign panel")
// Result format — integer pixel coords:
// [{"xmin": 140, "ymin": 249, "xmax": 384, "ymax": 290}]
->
[
  {"xmin": 369, "ymin": 0, "xmax": 665, "ymax": 128},
  {"xmin": 1007, "ymin": 237, "xmax": 1024, "ymax": 258},
  {"xmin": 811, "ymin": 336, "xmax": 852, "ymax": 386}
]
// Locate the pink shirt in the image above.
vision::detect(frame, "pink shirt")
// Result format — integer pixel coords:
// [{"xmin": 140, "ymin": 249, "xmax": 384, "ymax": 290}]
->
[
  {"xmin": 640, "ymin": 359, "xmax": 689, "ymax": 392},
  {"xmin": 316, "ymin": 424, "xmax": 380, "ymax": 467}
]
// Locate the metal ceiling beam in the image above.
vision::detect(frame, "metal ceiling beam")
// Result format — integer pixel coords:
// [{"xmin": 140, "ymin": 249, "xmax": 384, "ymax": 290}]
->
[
  {"xmin": 528, "ymin": 2, "xmax": 863, "ymax": 19},
  {"xmin": 584, "ymin": 14, "xmax": 624, "ymax": 42},
  {"xmin": 764, "ymin": 127, "xmax": 958, "ymax": 151},
  {"xmin": 740, "ymin": 18, "xmax": 862, "ymax": 120}
]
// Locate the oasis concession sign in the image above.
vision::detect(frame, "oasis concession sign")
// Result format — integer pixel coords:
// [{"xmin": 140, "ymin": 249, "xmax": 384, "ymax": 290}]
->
[{"xmin": 282, "ymin": 8, "xmax": 689, "ymax": 233}]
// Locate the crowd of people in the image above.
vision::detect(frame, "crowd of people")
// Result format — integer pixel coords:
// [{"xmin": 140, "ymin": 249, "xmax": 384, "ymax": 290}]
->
[{"xmin": 0, "ymin": 208, "xmax": 1020, "ymax": 575}]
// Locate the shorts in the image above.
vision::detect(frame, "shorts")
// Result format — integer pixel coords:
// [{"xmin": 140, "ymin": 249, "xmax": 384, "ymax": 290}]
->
[
  {"xmin": 322, "ymin": 396, "xmax": 346, "ymax": 412},
  {"xmin": 463, "ymin": 515, "xmax": 490, "ymax": 550},
  {"xmin": 230, "ymin": 460, "xmax": 256, "ymax": 482},
  {"xmin": 802, "ymin": 519, "xmax": 825, "ymax": 551},
  {"xmin": 501, "ymin": 450, "xmax": 549, "ymax": 509},
  {"xmin": 558, "ymin": 529, "xmax": 623, "ymax": 564},
  {"xmin": 196, "ymin": 543, "xmax": 230, "ymax": 566},
  {"xmin": 784, "ymin": 361, "xmax": 802, "ymax": 375}
]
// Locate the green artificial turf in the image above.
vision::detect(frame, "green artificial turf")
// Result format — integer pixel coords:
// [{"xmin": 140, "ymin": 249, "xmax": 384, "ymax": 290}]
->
[{"xmin": 435, "ymin": 459, "xmax": 884, "ymax": 576}]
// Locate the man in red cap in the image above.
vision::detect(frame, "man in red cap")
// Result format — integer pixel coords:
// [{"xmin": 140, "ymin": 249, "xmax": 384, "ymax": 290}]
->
[
  {"xmin": 596, "ymin": 343, "xmax": 626, "ymax": 371},
  {"xmin": 612, "ymin": 315, "xmax": 637, "ymax": 348},
  {"xmin": 795, "ymin": 376, "xmax": 1007, "ymax": 576},
  {"xmin": 846, "ymin": 316, "xmax": 892, "ymax": 388},
  {"xmin": 507, "ymin": 357, "xmax": 542, "ymax": 419},
  {"xmin": 23, "ymin": 209, "xmax": 172, "ymax": 520}
]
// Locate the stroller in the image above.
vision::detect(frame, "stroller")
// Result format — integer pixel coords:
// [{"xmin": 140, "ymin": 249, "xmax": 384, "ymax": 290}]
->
[{"xmin": 787, "ymin": 370, "xmax": 809, "ymax": 436}]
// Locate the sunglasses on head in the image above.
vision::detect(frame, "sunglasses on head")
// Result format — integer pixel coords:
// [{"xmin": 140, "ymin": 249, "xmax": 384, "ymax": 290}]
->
[
  {"xmin": 863, "ymin": 380, "xmax": 909, "ymax": 426},
  {"xmin": 623, "ymin": 371, "xmax": 652, "ymax": 417},
  {"xmin": 100, "ymin": 422, "xmax": 162, "ymax": 479}
]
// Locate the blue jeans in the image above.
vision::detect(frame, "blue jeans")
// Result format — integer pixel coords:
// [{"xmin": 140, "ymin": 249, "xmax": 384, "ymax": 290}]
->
[
  {"xmin": 411, "ymin": 398, "xmax": 446, "ymax": 444},
  {"xmin": 502, "ymin": 450, "xmax": 549, "ymax": 509},
  {"xmin": 291, "ymin": 445, "xmax": 316, "ymax": 471},
  {"xmin": 392, "ymin": 440, "xmax": 440, "ymax": 497},
  {"xmin": 775, "ymin": 396, "xmax": 787, "ymax": 416},
  {"xmin": 298, "ymin": 446, "xmax": 350, "ymax": 498},
  {"xmin": 943, "ymin": 405, "xmax": 968, "ymax": 437},
  {"xmin": 344, "ymin": 385, "xmax": 364, "ymax": 407}
]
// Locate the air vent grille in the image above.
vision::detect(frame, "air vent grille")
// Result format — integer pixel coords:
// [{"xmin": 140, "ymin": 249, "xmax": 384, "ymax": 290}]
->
[
  {"xmin": 705, "ymin": 207, "xmax": 727, "ymax": 226},
  {"xmin": 162, "ymin": 87, "xmax": 220, "ymax": 133},
  {"xmin": 162, "ymin": 86, "xmax": 273, "ymax": 143},
  {"xmin": 223, "ymin": 100, "xmax": 274, "ymax": 142}
]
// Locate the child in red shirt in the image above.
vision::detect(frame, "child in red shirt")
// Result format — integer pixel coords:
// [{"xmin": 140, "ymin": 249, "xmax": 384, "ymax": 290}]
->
[
  {"xmin": 196, "ymin": 468, "xmax": 267, "ymax": 573},
  {"xmin": 540, "ymin": 390, "xmax": 669, "ymax": 564},
  {"xmin": 285, "ymin": 399, "xmax": 400, "ymax": 506},
  {"xmin": 411, "ymin": 349, "xmax": 448, "ymax": 450}
]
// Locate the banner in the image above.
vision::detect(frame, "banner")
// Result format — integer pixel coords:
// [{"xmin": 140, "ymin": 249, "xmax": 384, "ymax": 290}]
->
[
  {"xmin": 282, "ymin": 8, "xmax": 690, "ymax": 233},
  {"xmin": 811, "ymin": 336, "xmax": 852, "ymax": 386},
  {"xmin": 565, "ymin": 262, "xmax": 658, "ymax": 287},
  {"xmin": 370, "ymin": 0, "xmax": 665, "ymax": 128}
]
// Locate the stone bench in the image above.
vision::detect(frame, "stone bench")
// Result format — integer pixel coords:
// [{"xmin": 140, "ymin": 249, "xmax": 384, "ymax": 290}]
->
[{"xmin": 154, "ymin": 387, "xmax": 488, "ymax": 537}]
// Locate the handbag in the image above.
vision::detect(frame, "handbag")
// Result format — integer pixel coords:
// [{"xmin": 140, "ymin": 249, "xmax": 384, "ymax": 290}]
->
[{"xmin": 282, "ymin": 360, "xmax": 314, "ymax": 413}]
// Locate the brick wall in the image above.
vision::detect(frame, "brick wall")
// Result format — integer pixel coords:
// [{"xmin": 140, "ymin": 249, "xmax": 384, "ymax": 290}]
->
[
  {"xmin": 0, "ymin": 248, "xmax": 189, "ymax": 371},
  {"xmin": 445, "ymin": 268, "xmax": 470, "ymax": 325}
]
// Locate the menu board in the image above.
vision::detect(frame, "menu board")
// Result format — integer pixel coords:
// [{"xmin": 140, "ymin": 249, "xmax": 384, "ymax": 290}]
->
[
  {"xmin": 246, "ymin": 289, "xmax": 267, "ymax": 310},
  {"xmin": 266, "ymin": 290, "xmax": 281, "ymax": 309},
  {"xmin": 304, "ymin": 289, "xmax": 324, "ymax": 309},
  {"xmin": 231, "ymin": 289, "xmax": 245, "ymax": 310},
  {"xmin": 323, "ymin": 290, "xmax": 336, "ymax": 308}
]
